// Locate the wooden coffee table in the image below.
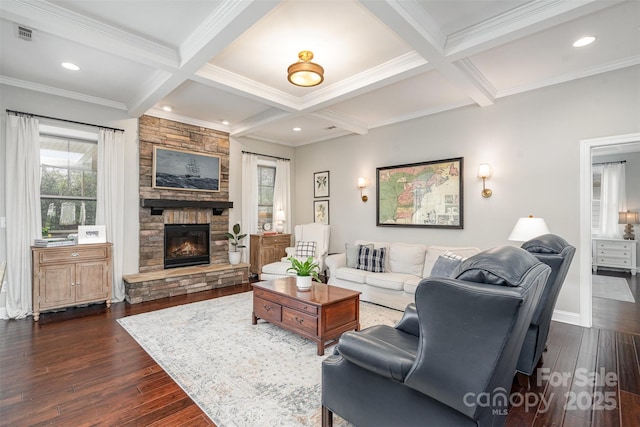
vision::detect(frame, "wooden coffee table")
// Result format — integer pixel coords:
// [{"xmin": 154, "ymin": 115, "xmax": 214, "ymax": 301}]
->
[{"xmin": 252, "ymin": 277, "xmax": 361, "ymax": 355}]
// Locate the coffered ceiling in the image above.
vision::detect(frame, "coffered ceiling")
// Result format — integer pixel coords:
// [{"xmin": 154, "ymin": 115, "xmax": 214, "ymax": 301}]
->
[{"xmin": 1, "ymin": 0, "xmax": 638, "ymax": 146}]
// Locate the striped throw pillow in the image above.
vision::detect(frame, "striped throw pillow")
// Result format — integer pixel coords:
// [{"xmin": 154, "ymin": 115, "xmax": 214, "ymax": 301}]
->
[{"xmin": 295, "ymin": 241, "xmax": 317, "ymax": 258}]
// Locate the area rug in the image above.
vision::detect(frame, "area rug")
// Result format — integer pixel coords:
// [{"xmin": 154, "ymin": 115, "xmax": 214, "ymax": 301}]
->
[
  {"xmin": 592, "ymin": 275, "xmax": 635, "ymax": 303},
  {"xmin": 117, "ymin": 292, "xmax": 403, "ymax": 427}
]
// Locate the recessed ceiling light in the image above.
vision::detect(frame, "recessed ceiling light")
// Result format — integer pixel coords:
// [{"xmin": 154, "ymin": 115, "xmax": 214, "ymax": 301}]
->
[
  {"xmin": 293, "ymin": 127, "xmax": 302, "ymax": 132},
  {"xmin": 222, "ymin": 120, "xmax": 230, "ymax": 126},
  {"xmin": 61, "ymin": 62, "xmax": 79, "ymax": 71},
  {"xmin": 573, "ymin": 36, "xmax": 596, "ymax": 48},
  {"xmin": 162, "ymin": 105, "xmax": 172, "ymax": 112}
]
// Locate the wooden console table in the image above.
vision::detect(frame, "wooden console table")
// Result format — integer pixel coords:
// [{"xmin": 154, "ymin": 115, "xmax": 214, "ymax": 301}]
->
[
  {"xmin": 250, "ymin": 233, "xmax": 291, "ymax": 275},
  {"xmin": 252, "ymin": 277, "xmax": 361, "ymax": 355}
]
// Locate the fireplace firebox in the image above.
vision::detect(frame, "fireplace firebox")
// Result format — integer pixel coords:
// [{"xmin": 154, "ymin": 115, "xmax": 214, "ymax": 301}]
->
[{"xmin": 164, "ymin": 224, "xmax": 210, "ymax": 269}]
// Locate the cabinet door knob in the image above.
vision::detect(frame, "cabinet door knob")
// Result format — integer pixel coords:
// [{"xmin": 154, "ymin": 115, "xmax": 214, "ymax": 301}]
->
[{"xmin": 76, "ymin": 282, "xmax": 80, "ymax": 286}]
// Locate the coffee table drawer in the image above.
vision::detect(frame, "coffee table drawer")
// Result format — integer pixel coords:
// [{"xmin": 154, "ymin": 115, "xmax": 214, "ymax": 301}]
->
[
  {"xmin": 283, "ymin": 307, "xmax": 317, "ymax": 336},
  {"xmin": 254, "ymin": 296, "xmax": 282, "ymax": 323},
  {"xmin": 254, "ymin": 289, "xmax": 318, "ymax": 315}
]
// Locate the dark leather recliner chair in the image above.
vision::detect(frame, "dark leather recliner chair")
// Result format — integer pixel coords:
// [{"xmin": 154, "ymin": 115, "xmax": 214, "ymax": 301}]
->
[
  {"xmin": 516, "ymin": 234, "xmax": 575, "ymax": 385},
  {"xmin": 321, "ymin": 246, "xmax": 550, "ymax": 427}
]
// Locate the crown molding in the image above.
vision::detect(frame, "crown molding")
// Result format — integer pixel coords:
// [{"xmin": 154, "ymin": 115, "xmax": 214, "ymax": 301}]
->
[
  {"xmin": 445, "ymin": 0, "xmax": 622, "ymax": 59},
  {"xmin": 0, "ymin": 75, "xmax": 127, "ymax": 110},
  {"xmin": 195, "ymin": 64, "xmax": 300, "ymax": 112},
  {"xmin": 299, "ymin": 51, "xmax": 430, "ymax": 111},
  {"xmin": 496, "ymin": 56, "xmax": 640, "ymax": 99},
  {"xmin": 370, "ymin": 99, "xmax": 475, "ymax": 130},
  {"xmin": 311, "ymin": 109, "xmax": 368, "ymax": 135},
  {"xmin": 145, "ymin": 107, "xmax": 229, "ymax": 133},
  {"xmin": 0, "ymin": 0, "xmax": 179, "ymax": 69}
]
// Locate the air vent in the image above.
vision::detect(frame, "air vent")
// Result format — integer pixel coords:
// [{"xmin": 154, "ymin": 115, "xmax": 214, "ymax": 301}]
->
[{"xmin": 15, "ymin": 24, "xmax": 33, "ymax": 41}]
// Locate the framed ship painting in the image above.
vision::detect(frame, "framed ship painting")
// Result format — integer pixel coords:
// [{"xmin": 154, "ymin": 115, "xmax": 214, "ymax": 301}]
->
[
  {"xmin": 376, "ymin": 157, "xmax": 463, "ymax": 229},
  {"xmin": 153, "ymin": 146, "xmax": 220, "ymax": 192}
]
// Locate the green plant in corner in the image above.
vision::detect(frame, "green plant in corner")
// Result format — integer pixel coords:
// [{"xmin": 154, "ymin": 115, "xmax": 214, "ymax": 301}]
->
[
  {"xmin": 225, "ymin": 223, "xmax": 247, "ymax": 252},
  {"xmin": 286, "ymin": 256, "xmax": 320, "ymax": 281}
]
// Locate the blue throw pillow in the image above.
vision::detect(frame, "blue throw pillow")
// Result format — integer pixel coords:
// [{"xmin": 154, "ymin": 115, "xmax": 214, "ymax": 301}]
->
[
  {"xmin": 430, "ymin": 254, "xmax": 463, "ymax": 278},
  {"xmin": 356, "ymin": 246, "xmax": 386, "ymax": 273}
]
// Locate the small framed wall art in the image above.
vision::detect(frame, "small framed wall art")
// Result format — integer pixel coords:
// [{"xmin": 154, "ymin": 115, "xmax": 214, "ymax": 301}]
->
[
  {"xmin": 314, "ymin": 171, "xmax": 330, "ymax": 198},
  {"xmin": 314, "ymin": 200, "xmax": 329, "ymax": 225}
]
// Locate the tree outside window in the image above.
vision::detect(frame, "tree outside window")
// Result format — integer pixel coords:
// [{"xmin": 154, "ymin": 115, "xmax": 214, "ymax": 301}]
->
[
  {"xmin": 40, "ymin": 134, "xmax": 97, "ymax": 236},
  {"xmin": 258, "ymin": 165, "xmax": 276, "ymax": 230}
]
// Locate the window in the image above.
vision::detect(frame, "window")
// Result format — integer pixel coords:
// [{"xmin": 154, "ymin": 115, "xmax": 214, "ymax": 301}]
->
[
  {"xmin": 40, "ymin": 131, "xmax": 98, "ymax": 236},
  {"xmin": 592, "ymin": 166, "xmax": 602, "ymax": 234},
  {"xmin": 257, "ymin": 164, "xmax": 276, "ymax": 230}
]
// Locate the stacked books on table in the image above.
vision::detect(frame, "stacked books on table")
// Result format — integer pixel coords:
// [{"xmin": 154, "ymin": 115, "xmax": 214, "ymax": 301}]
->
[{"xmin": 34, "ymin": 237, "xmax": 76, "ymax": 247}]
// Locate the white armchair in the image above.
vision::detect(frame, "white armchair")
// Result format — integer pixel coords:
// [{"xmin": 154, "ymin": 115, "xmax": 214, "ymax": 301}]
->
[{"xmin": 260, "ymin": 223, "xmax": 331, "ymax": 280}]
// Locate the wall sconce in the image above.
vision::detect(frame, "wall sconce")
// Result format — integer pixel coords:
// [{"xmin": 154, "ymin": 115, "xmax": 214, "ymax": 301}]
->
[
  {"xmin": 357, "ymin": 177, "xmax": 368, "ymax": 202},
  {"xmin": 478, "ymin": 164, "xmax": 492, "ymax": 198},
  {"xmin": 618, "ymin": 210, "xmax": 639, "ymax": 240},
  {"xmin": 274, "ymin": 210, "xmax": 286, "ymax": 233}
]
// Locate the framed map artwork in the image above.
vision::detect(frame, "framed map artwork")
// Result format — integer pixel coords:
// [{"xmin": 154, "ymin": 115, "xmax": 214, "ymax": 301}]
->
[{"xmin": 376, "ymin": 157, "xmax": 463, "ymax": 229}]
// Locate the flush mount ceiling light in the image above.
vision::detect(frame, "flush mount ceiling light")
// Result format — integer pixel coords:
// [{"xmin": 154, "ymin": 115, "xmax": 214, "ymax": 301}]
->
[
  {"xmin": 61, "ymin": 62, "xmax": 79, "ymax": 71},
  {"xmin": 573, "ymin": 36, "xmax": 596, "ymax": 47},
  {"xmin": 287, "ymin": 51, "xmax": 324, "ymax": 87}
]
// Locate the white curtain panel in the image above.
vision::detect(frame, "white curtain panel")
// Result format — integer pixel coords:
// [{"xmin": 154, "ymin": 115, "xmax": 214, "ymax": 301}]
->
[
  {"xmin": 4, "ymin": 115, "xmax": 41, "ymax": 319},
  {"xmin": 273, "ymin": 159, "xmax": 291, "ymax": 234},
  {"xmin": 96, "ymin": 129, "xmax": 125, "ymax": 302},
  {"xmin": 241, "ymin": 153, "xmax": 259, "ymax": 263},
  {"xmin": 598, "ymin": 163, "xmax": 627, "ymax": 238}
]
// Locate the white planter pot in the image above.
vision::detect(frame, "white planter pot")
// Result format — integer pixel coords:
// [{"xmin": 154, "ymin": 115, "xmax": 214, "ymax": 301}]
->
[
  {"xmin": 296, "ymin": 275, "xmax": 312, "ymax": 290},
  {"xmin": 229, "ymin": 251, "xmax": 241, "ymax": 265}
]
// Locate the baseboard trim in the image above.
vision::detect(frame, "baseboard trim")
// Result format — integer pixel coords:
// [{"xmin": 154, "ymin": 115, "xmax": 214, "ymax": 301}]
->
[{"xmin": 552, "ymin": 309, "xmax": 582, "ymax": 326}]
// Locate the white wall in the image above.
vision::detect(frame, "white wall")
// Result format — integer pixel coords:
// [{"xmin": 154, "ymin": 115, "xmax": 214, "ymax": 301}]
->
[
  {"xmin": 0, "ymin": 85, "xmax": 140, "ymax": 275},
  {"xmin": 293, "ymin": 65, "xmax": 640, "ymax": 319}
]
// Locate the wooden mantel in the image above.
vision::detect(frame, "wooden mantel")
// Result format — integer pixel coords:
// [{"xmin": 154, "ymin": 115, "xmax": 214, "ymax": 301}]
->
[{"xmin": 140, "ymin": 198, "xmax": 233, "ymax": 215}]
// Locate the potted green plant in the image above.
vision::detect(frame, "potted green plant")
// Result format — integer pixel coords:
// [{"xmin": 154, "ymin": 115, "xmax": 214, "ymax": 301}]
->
[
  {"xmin": 286, "ymin": 256, "xmax": 320, "ymax": 290},
  {"xmin": 225, "ymin": 223, "xmax": 247, "ymax": 265}
]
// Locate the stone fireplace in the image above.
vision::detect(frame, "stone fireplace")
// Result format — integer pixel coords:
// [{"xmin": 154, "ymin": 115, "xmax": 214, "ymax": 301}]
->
[
  {"xmin": 122, "ymin": 115, "xmax": 249, "ymax": 304},
  {"xmin": 164, "ymin": 224, "xmax": 210, "ymax": 269}
]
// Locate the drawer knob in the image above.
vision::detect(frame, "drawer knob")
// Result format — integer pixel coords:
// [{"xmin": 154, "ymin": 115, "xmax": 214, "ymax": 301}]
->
[
  {"xmin": 71, "ymin": 253, "xmax": 80, "ymax": 257},
  {"xmin": 295, "ymin": 316, "xmax": 304, "ymax": 324},
  {"xmin": 263, "ymin": 305, "xmax": 271, "ymax": 312}
]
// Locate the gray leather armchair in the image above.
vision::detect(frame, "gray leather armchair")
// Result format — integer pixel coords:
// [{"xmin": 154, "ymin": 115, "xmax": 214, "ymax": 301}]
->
[
  {"xmin": 321, "ymin": 246, "xmax": 550, "ymax": 427},
  {"xmin": 516, "ymin": 234, "xmax": 575, "ymax": 385}
]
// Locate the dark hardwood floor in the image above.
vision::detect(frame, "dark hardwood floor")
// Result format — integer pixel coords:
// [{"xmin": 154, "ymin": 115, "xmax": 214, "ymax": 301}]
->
[
  {"xmin": 1, "ymin": 278, "xmax": 639, "ymax": 426},
  {"xmin": 592, "ymin": 270, "xmax": 640, "ymax": 336}
]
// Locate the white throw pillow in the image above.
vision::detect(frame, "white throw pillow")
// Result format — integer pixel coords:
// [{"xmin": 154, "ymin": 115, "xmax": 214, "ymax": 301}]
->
[{"xmin": 388, "ymin": 242, "xmax": 427, "ymax": 276}]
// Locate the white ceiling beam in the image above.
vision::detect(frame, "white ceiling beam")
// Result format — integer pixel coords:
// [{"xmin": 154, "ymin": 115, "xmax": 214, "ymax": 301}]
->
[
  {"xmin": 360, "ymin": 0, "xmax": 495, "ymax": 107},
  {"xmin": 446, "ymin": 0, "xmax": 625, "ymax": 60},
  {"xmin": 193, "ymin": 64, "xmax": 300, "ymax": 112},
  {"xmin": 0, "ymin": 0, "xmax": 179, "ymax": 70},
  {"xmin": 128, "ymin": 0, "xmax": 281, "ymax": 117},
  {"xmin": 311, "ymin": 109, "xmax": 369, "ymax": 135},
  {"xmin": 230, "ymin": 108, "xmax": 292, "ymax": 138}
]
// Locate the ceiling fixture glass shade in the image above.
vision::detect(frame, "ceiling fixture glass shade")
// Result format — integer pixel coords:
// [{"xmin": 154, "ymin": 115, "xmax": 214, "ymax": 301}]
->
[{"xmin": 287, "ymin": 51, "xmax": 324, "ymax": 87}]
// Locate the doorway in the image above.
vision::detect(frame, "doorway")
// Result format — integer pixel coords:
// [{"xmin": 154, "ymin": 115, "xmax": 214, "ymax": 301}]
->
[{"xmin": 579, "ymin": 133, "xmax": 640, "ymax": 329}]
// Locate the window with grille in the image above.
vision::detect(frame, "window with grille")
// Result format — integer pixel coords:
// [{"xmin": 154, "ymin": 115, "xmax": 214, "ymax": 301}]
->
[
  {"xmin": 257, "ymin": 164, "xmax": 276, "ymax": 230},
  {"xmin": 40, "ymin": 131, "xmax": 98, "ymax": 237}
]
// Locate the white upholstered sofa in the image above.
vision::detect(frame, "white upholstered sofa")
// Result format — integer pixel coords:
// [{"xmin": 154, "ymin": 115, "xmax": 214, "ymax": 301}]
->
[{"xmin": 325, "ymin": 240, "xmax": 481, "ymax": 310}]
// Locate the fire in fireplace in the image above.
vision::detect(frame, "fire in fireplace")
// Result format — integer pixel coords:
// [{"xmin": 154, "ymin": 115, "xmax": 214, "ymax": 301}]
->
[{"xmin": 164, "ymin": 224, "xmax": 210, "ymax": 269}]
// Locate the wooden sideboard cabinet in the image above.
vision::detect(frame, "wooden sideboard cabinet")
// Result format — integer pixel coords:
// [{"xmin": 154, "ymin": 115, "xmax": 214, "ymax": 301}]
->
[
  {"xmin": 592, "ymin": 238, "xmax": 637, "ymax": 276},
  {"xmin": 32, "ymin": 243, "xmax": 113, "ymax": 321},
  {"xmin": 250, "ymin": 233, "xmax": 291, "ymax": 275}
]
